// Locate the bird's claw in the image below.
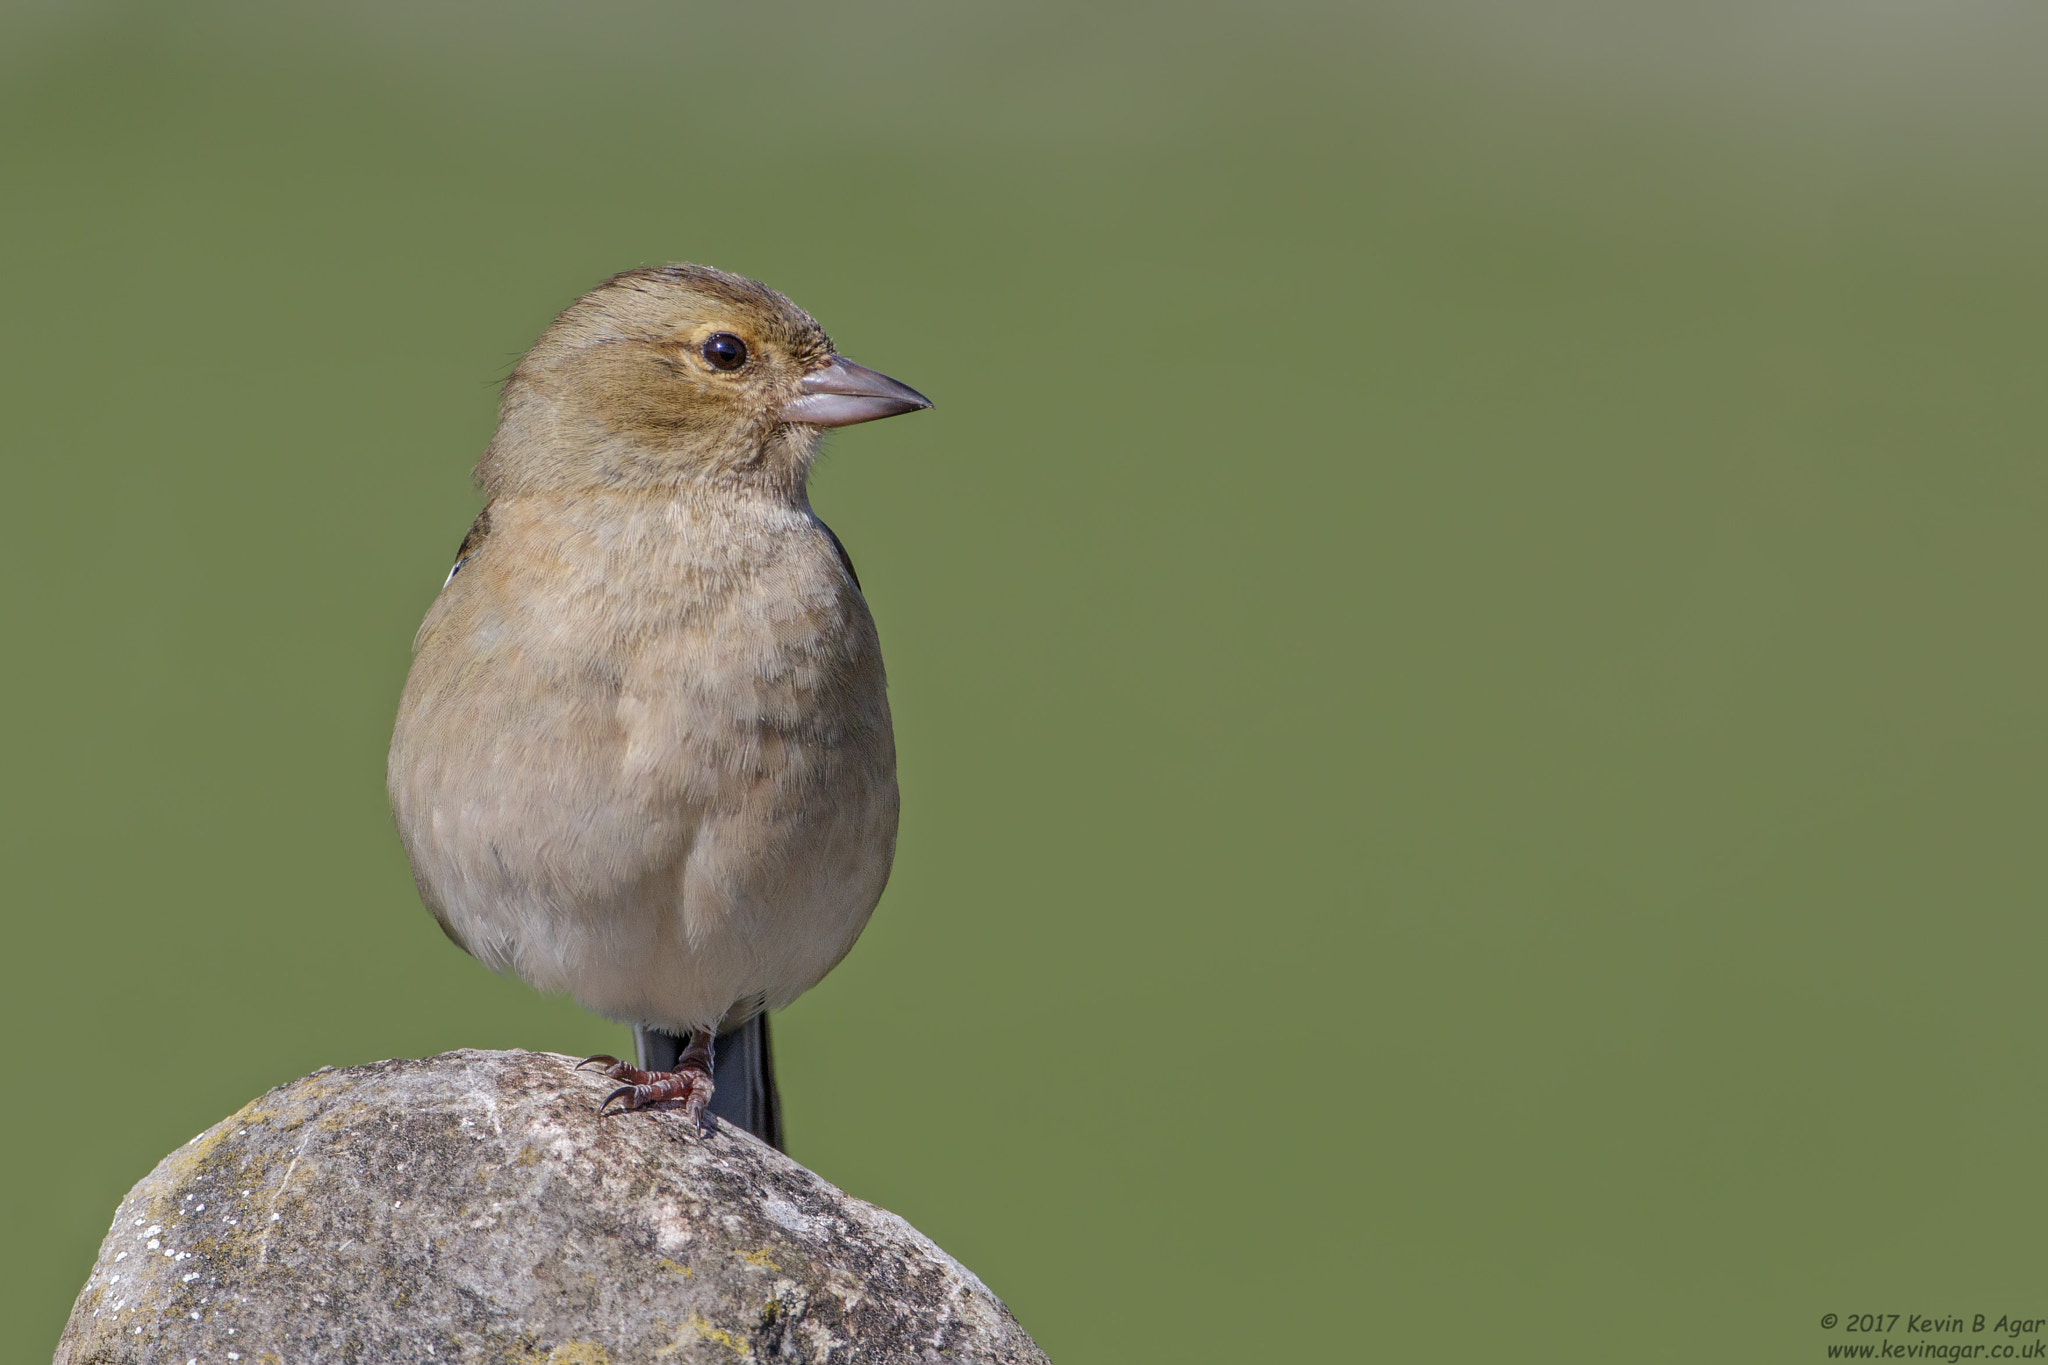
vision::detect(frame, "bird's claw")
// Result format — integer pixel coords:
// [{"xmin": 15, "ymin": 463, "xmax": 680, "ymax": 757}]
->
[
  {"xmin": 592, "ymin": 1065, "xmax": 715, "ymax": 1135},
  {"xmin": 577, "ymin": 1054, "xmax": 622, "ymax": 1073},
  {"xmin": 600, "ymin": 1083, "xmax": 648, "ymax": 1116}
]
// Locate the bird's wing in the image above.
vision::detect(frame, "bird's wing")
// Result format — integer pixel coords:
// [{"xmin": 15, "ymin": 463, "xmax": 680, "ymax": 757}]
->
[
  {"xmin": 815, "ymin": 518, "xmax": 862, "ymax": 592},
  {"xmin": 413, "ymin": 505, "xmax": 495, "ymax": 655},
  {"xmin": 442, "ymin": 504, "xmax": 494, "ymax": 588}
]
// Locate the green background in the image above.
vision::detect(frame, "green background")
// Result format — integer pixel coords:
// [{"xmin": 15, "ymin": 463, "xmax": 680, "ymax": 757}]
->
[{"xmin": 4, "ymin": 3, "xmax": 2046, "ymax": 1360}]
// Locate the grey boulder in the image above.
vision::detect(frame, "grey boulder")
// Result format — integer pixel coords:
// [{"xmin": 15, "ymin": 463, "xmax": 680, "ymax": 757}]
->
[{"xmin": 55, "ymin": 1049, "xmax": 1047, "ymax": 1364}]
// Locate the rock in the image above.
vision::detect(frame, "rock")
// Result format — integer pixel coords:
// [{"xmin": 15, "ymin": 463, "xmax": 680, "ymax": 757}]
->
[{"xmin": 54, "ymin": 1049, "xmax": 1048, "ymax": 1364}]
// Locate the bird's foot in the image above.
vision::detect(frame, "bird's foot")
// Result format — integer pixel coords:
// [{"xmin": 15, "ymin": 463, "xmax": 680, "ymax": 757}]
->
[{"xmin": 578, "ymin": 1054, "xmax": 717, "ymax": 1137}]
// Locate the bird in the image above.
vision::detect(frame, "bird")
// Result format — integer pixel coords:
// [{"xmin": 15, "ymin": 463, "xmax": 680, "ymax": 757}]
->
[{"xmin": 386, "ymin": 264, "xmax": 931, "ymax": 1148}]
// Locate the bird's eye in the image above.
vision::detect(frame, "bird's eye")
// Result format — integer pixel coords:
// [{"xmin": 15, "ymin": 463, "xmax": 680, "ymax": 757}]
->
[{"xmin": 701, "ymin": 332, "xmax": 748, "ymax": 371}]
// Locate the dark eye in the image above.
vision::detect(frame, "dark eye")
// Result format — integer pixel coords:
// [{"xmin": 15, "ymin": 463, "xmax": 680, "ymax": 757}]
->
[{"xmin": 701, "ymin": 332, "xmax": 748, "ymax": 371}]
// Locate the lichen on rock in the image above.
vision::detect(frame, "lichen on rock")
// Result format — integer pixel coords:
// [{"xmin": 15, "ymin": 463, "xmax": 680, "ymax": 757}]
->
[{"xmin": 54, "ymin": 1049, "xmax": 1047, "ymax": 1364}]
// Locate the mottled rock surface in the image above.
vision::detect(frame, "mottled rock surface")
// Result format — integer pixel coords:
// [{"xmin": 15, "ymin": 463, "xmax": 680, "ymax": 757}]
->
[{"xmin": 55, "ymin": 1049, "xmax": 1046, "ymax": 1364}]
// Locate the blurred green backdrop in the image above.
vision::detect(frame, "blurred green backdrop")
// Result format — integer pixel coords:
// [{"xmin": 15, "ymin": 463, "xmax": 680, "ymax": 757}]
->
[{"xmin": 4, "ymin": 3, "xmax": 2046, "ymax": 1360}]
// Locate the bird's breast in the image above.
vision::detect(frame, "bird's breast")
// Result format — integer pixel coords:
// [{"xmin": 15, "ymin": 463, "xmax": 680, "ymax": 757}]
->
[
  {"xmin": 394, "ymin": 488, "xmax": 893, "ymax": 866},
  {"xmin": 388, "ymin": 488, "xmax": 899, "ymax": 1021}
]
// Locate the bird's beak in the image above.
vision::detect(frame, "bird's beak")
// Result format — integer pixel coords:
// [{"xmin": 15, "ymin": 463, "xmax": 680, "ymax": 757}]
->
[{"xmin": 780, "ymin": 356, "xmax": 933, "ymax": 428}]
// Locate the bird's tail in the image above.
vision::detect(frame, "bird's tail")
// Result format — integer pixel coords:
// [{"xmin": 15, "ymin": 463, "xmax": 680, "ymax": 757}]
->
[{"xmin": 635, "ymin": 1016, "xmax": 784, "ymax": 1151}]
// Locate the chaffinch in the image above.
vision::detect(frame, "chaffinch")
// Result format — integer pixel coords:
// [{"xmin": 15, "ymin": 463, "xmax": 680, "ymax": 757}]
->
[{"xmin": 387, "ymin": 264, "xmax": 931, "ymax": 1146}]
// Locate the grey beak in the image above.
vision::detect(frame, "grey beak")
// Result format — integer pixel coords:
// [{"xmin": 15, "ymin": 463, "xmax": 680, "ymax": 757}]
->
[{"xmin": 780, "ymin": 356, "xmax": 933, "ymax": 428}]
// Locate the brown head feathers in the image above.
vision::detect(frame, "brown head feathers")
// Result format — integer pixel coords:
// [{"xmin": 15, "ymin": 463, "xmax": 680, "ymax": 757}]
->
[{"xmin": 476, "ymin": 265, "xmax": 839, "ymax": 498}]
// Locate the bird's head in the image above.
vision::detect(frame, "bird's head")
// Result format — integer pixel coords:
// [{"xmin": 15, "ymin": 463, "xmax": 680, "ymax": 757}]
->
[{"xmin": 477, "ymin": 264, "xmax": 930, "ymax": 496}]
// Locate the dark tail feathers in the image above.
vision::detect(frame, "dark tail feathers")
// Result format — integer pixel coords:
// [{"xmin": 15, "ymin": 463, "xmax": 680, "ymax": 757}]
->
[{"xmin": 635, "ymin": 1016, "xmax": 784, "ymax": 1151}]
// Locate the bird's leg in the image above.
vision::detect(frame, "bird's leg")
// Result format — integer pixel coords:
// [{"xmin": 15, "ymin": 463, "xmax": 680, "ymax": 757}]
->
[{"xmin": 578, "ymin": 1029, "xmax": 718, "ymax": 1135}]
